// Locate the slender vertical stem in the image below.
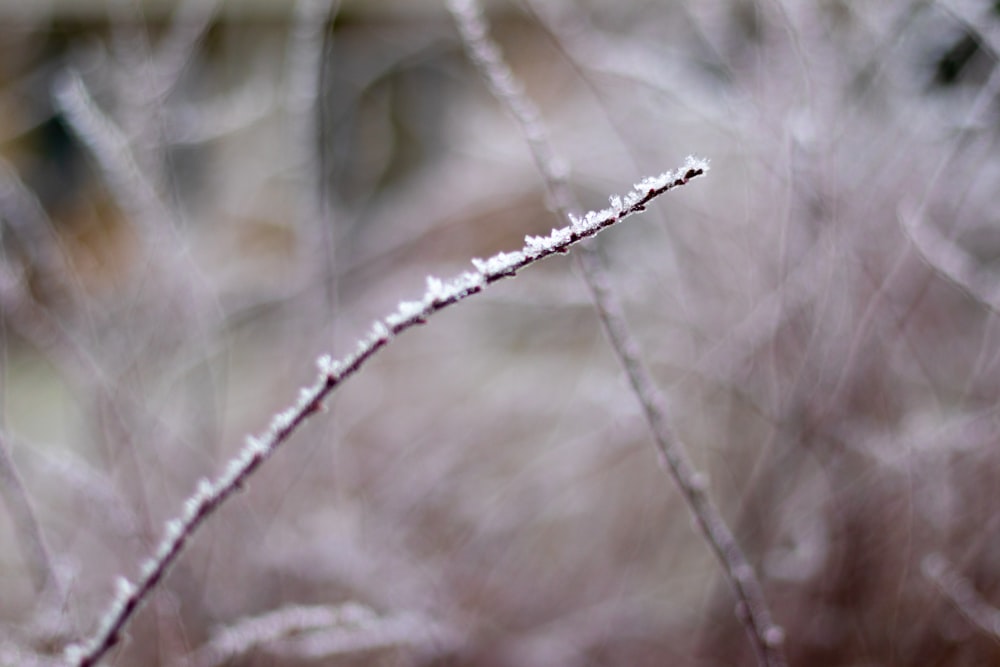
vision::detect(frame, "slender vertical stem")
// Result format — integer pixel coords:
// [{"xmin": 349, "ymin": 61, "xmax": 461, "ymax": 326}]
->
[
  {"xmin": 0, "ymin": 431, "xmax": 58, "ymax": 594},
  {"xmin": 446, "ymin": 2, "xmax": 787, "ymax": 664}
]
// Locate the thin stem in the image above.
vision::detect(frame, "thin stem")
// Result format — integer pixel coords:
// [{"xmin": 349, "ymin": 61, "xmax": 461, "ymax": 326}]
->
[
  {"xmin": 923, "ymin": 553, "xmax": 1000, "ymax": 640},
  {"xmin": 0, "ymin": 430, "xmax": 58, "ymax": 594},
  {"xmin": 52, "ymin": 69, "xmax": 168, "ymax": 241},
  {"xmin": 446, "ymin": 1, "xmax": 787, "ymax": 665},
  {"xmin": 899, "ymin": 202, "xmax": 1000, "ymax": 314},
  {"xmin": 286, "ymin": 0, "xmax": 342, "ymax": 329},
  {"xmin": 184, "ymin": 602, "xmax": 454, "ymax": 667},
  {"xmin": 65, "ymin": 159, "xmax": 705, "ymax": 667}
]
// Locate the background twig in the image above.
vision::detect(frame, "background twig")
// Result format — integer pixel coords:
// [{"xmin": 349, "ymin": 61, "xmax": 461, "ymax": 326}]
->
[{"xmin": 446, "ymin": 1, "xmax": 786, "ymax": 664}]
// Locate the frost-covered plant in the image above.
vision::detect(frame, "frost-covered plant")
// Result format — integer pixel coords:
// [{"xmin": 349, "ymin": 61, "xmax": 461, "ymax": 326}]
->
[{"xmin": 65, "ymin": 159, "xmax": 707, "ymax": 667}]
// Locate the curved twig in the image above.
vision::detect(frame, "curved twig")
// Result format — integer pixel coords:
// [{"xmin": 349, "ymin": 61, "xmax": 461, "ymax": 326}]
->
[{"xmin": 65, "ymin": 158, "xmax": 706, "ymax": 667}]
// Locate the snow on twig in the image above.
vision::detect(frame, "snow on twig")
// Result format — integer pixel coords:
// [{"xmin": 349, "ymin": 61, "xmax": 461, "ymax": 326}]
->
[
  {"xmin": 64, "ymin": 158, "xmax": 706, "ymax": 667},
  {"xmin": 183, "ymin": 602, "xmax": 457, "ymax": 667}
]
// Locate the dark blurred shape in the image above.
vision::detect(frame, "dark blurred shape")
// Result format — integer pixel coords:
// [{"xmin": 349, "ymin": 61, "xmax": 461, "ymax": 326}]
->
[{"xmin": 933, "ymin": 30, "xmax": 983, "ymax": 86}]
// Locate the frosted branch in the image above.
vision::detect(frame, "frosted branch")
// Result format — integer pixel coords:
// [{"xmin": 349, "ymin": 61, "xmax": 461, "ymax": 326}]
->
[
  {"xmin": 64, "ymin": 159, "xmax": 704, "ymax": 667},
  {"xmin": 182, "ymin": 602, "xmax": 454, "ymax": 667}
]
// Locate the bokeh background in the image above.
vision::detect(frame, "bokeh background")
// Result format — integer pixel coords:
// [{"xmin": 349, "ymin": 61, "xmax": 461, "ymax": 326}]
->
[{"xmin": 2, "ymin": 1, "xmax": 1000, "ymax": 665}]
